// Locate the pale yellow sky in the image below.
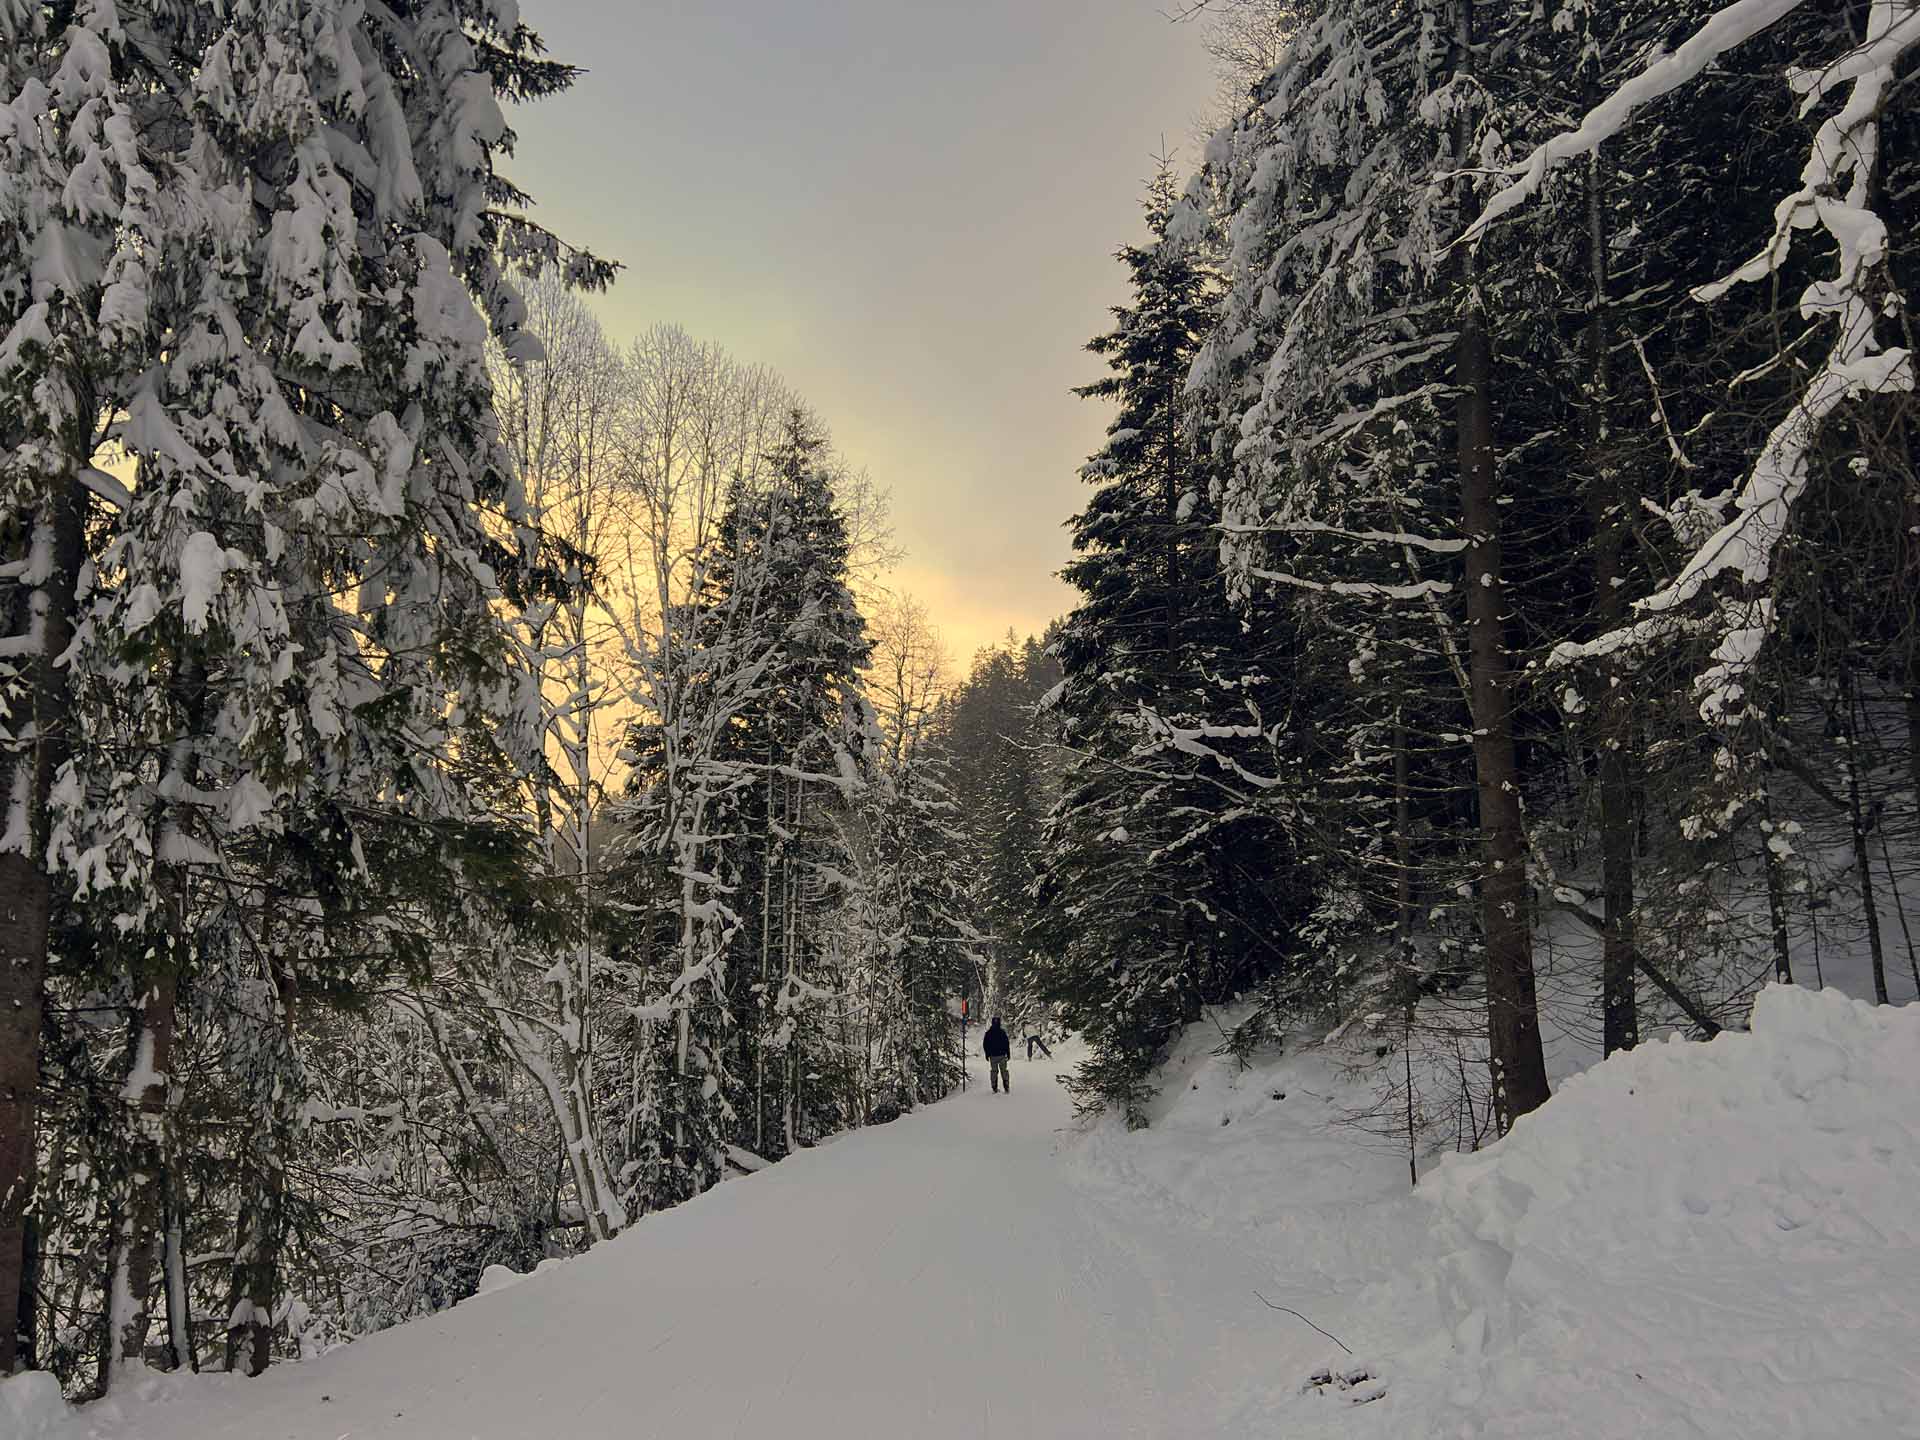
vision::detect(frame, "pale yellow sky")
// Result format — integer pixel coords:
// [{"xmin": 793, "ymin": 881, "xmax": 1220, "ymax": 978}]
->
[{"xmin": 506, "ymin": 1, "xmax": 1220, "ymax": 664}]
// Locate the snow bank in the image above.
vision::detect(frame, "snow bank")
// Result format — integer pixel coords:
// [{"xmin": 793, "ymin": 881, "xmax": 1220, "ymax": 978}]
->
[
  {"xmin": 471, "ymin": 1255, "xmax": 570, "ymax": 1300},
  {"xmin": 1068, "ymin": 987, "xmax": 1920, "ymax": 1438},
  {"xmin": 473, "ymin": 1263, "xmax": 527, "ymax": 1298},
  {"xmin": 1068, "ymin": 1009, "xmax": 1412, "ymax": 1231},
  {"xmin": 1400, "ymin": 985, "xmax": 1920, "ymax": 1438},
  {"xmin": 0, "ymin": 1371, "xmax": 72, "ymax": 1440}
]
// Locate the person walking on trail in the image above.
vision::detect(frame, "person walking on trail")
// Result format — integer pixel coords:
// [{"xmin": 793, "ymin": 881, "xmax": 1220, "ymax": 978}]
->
[
  {"xmin": 1025, "ymin": 1032, "xmax": 1052, "ymax": 1061},
  {"xmin": 984, "ymin": 1016, "xmax": 1012, "ymax": 1094}
]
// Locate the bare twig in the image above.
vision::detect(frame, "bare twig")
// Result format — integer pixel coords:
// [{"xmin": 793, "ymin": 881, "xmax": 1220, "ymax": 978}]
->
[
  {"xmin": 1548, "ymin": 902, "xmax": 1725, "ymax": 1038},
  {"xmin": 1253, "ymin": 1292, "xmax": 1354, "ymax": 1355}
]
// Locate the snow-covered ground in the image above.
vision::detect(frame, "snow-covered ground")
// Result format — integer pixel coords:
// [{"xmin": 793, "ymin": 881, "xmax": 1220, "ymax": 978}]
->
[
  {"xmin": 1084, "ymin": 985, "xmax": 1920, "ymax": 1437},
  {"xmin": 9, "ymin": 986, "xmax": 1917, "ymax": 1439}
]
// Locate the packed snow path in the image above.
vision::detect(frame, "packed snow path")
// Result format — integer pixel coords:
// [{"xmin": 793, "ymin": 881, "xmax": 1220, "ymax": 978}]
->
[{"xmin": 73, "ymin": 1055, "xmax": 1271, "ymax": 1439}]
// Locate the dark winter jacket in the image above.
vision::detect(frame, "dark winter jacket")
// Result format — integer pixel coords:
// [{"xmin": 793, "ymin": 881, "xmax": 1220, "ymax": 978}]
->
[{"xmin": 982, "ymin": 1022, "xmax": 1011, "ymax": 1059}]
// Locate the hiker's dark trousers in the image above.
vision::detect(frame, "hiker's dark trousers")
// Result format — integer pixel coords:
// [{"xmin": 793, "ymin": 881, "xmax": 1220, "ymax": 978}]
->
[{"xmin": 990, "ymin": 1056, "xmax": 1010, "ymax": 1092}]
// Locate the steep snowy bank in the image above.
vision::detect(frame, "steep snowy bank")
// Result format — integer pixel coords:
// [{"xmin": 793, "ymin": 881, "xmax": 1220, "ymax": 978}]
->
[
  {"xmin": 1405, "ymin": 985, "xmax": 1920, "ymax": 1438},
  {"xmin": 1074, "ymin": 985, "xmax": 1920, "ymax": 1438}
]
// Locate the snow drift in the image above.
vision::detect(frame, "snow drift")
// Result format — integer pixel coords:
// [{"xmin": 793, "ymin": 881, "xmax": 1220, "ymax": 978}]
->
[
  {"xmin": 1401, "ymin": 985, "xmax": 1920, "ymax": 1438},
  {"xmin": 1069, "ymin": 984, "xmax": 1919, "ymax": 1438},
  {"xmin": 0, "ymin": 1370, "xmax": 70, "ymax": 1440}
]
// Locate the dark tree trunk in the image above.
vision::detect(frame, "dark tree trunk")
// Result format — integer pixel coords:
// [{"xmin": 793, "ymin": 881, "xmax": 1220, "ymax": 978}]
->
[
  {"xmin": 13, "ymin": 1215, "xmax": 39, "ymax": 1372},
  {"xmin": 1762, "ymin": 774, "xmax": 1795, "ymax": 984},
  {"xmin": 1586, "ymin": 151, "xmax": 1639, "ymax": 1055},
  {"xmin": 1393, "ymin": 647, "xmax": 1415, "ymax": 960},
  {"xmin": 1906, "ymin": 483, "xmax": 1920, "ymax": 804},
  {"xmin": 222, "ymin": 1186, "xmax": 281, "ymax": 1378},
  {"xmin": 0, "ymin": 845, "xmax": 53, "ymax": 1378},
  {"xmin": 108, "ymin": 975, "xmax": 181, "ymax": 1382},
  {"xmin": 226, "ymin": 934, "xmax": 299, "ymax": 1376},
  {"xmin": 1163, "ymin": 353, "xmax": 1182, "ymax": 667},
  {"xmin": 108, "ymin": 656, "xmax": 209, "ymax": 1384},
  {"xmin": 0, "ymin": 474, "xmax": 86, "ymax": 1375},
  {"xmin": 1906, "ymin": 499, "xmax": 1920, "ymax": 806},
  {"xmin": 1840, "ymin": 677, "xmax": 1890, "ymax": 1004},
  {"xmin": 1459, "ymin": 293, "xmax": 1552, "ymax": 1130},
  {"xmin": 1454, "ymin": 1, "xmax": 1551, "ymax": 1129},
  {"xmin": 162, "ymin": 1169, "xmax": 194, "ymax": 1372}
]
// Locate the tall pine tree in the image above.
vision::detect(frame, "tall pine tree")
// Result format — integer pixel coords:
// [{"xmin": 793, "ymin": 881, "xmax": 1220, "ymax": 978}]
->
[{"xmin": 1032, "ymin": 165, "xmax": 1303, "ymax": 1118}]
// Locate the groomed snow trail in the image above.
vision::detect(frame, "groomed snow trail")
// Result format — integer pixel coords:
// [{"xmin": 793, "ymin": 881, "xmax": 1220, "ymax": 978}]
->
[{"xmin": 58, "ymin": 1055, "xmax": 1272, "ymax": 1440}]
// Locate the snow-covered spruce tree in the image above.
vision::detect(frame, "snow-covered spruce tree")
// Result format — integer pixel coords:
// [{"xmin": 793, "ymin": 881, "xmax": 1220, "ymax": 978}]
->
[
  {"xmin": 1474, "ymin": 0, "xmax": 1919, "ymax": 723},
  {"xmin": 4, "ymin": 0, "xmax": 610, "ymax": 1382},
  {"xmin": 835, "ymin": 750, "xmax": 979, "ymax": 1122},
  {"xmin": 975, "ymin": 732, "xmax": 1043, "ymax": 1023},
  {"xmin": 19, "ymin": 761, "xmax": 573, "ymax": 1388},
  {"xmin": 603, "ymin": 334, "xmax": 794, "ymax": 1209},
  {"xmin": 1471, "ymin": 0, "xmax": 1920, "ymax": 1011},
  {"xmin": 1175, "ymin": 0, "xmax": 1920, "ymax": 1117},
  {"xmin": 1029, "ymin": 164, "xmax": 1304, "ymax": 1118},
  {"xmin": 1336, "ymin": 2, "xmax": 1851, "ymax": 1069},
  {"xmin": 707, "ymin": 408, "xmax": 877, "ymax": 1157},
  {"xmin": 0, "ymin": 1, "xmax": 155, "ymax": 1374},
  {"xmin": 1491, "ymin": 0, "xmax": 1823, "ymax": 1050},
  {"xmin": 607, "ymin": 628, "xmax": 744, "ymax": 1210},
  {"xmin": 1670, "ymin": 2, "xmax": 1920, "ymax": 1017},
  {"xmin": 1186, "ymin": 0, "xmax": 1456, "ymax": 1059},
  {"xmin": 1184, "ymin": 0, "xmax": 1575, "ymax": 1129}
]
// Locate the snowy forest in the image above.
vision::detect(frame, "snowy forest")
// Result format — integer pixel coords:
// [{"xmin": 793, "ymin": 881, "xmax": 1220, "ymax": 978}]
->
[
  {"xmin": 3, "ymin": 0, "xmax": 1918, "ymax": 1433},
  {"xmin": 1037, "ymin": 0, "xmax": 1920, "ymax": 1133}
]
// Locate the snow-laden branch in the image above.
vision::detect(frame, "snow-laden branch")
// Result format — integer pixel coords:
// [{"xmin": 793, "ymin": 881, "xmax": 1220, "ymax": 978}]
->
[
  {"xmin": 1788, "ymin": 5, "xmax": 1920, "ymax": 109},
  {"xmin": 1222, "ymin": 519, "xmax": 1467, "ymax": 554},
  {"xmin": 1457, "ymin": 0, "xmax": 1809, "ymax": 248},
  {"xmin": 78, "ymin": 464, "xmax": 133, "ymax": 508},
  {"xmin": 1522, "ymin": 1, "xmax": 1920, "ymax": 723},
  {"xmin": 1252, "ymin": 567, "xmax": 1452, "ymax": 600}
]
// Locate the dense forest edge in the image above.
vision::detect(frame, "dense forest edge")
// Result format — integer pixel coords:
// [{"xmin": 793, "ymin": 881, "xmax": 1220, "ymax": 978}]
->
[{"xmin": 4, "ymin": 0, "xmax": 1919, "ymax": 1406}]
